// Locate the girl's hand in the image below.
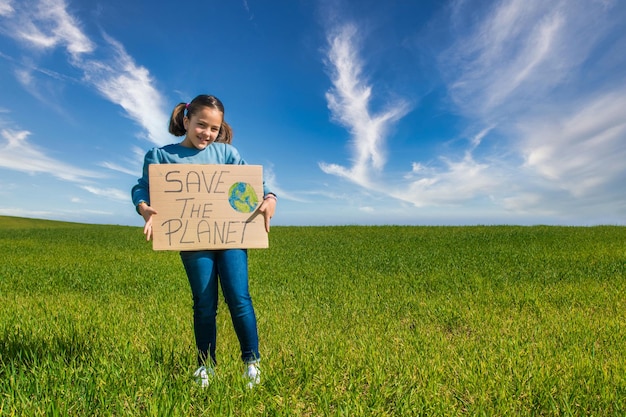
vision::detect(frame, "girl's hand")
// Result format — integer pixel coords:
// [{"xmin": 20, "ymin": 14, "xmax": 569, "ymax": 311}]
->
[
  {"xmin": 259, "ymin": 195, "xmax": 276, "ymax": 233},
  {"xmin": 138, "ymin": 203, "xmax": 158, "ymax": 241}
]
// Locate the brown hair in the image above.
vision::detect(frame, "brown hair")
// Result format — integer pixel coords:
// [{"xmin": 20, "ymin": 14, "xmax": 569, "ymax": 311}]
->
[{"xmin": 168, "ymin": 94, "xmax": 233, "ymax": 144}]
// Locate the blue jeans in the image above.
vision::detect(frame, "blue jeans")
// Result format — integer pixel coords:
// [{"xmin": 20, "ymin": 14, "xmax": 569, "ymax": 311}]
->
[{"xmin": 180, "ymin": 249, "xmax": 260, "ymax": 366}]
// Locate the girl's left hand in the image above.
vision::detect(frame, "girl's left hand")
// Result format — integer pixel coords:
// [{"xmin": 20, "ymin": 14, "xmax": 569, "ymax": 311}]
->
[{"xmin": 258, "ymin": 196, "xmax": 276, "ymax": 233}]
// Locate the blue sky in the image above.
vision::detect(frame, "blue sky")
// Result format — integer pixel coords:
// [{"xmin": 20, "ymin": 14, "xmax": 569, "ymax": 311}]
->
[{"xmin": 1, "ymin": 0, "xmax": 625, "ymax": 227}]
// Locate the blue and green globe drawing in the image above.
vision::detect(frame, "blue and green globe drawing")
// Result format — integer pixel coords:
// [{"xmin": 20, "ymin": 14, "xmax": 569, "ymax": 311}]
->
[{"xmin": 228, "ymin": 182, "xmax": 259, "ymax": 213}]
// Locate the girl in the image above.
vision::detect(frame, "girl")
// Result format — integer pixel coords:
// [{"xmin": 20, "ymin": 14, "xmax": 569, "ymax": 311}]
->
[{"xmin": 131, "ymin": 94, "xmax": 276, "ymax": 388}]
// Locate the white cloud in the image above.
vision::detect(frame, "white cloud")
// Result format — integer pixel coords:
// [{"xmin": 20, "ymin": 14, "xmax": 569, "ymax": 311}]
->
[
  {"xmin": 0, "ymin": 207, "xmax": 116, "ymax": 221},
  {"xmin": 519, "ymin": 89, "xmax": 626, "ymax": 199},
  {"xmin": 318, "ymin": 21, "xmax": 506, "ymax": 210},
  {"xmin": 319, "ymin": 0, "xmax": 626, "ymax": 223},
  {"xmin": 260, "ymin": 164, "xmax": 306, "ymax": 202},
  {"xmin": 242, "ymin": 0, "xmax": 254, "ymax": 19},
  {"xmin": 13, "ymin": 68, "xmax": 58, "ymax": 106},
  {"xmin": 80, "ymin": 185, "xmax": 128, "ymax": 202},
  {"xmin": 0, "ymin": 207, "xmax": 57, "ymax": 218},
  {"xmin": 1, "ymin": 0, "xmax": 170, "ymax": 147},
  {"xmin": 397, "ymin": 152, "xmax": 503, "ymax": 207},
  {"xmin": 320, "ymin": 23, "xmax": 410, "ymax": 187},
  {"xmin": 420, "ymin": 0, "xmax": 626, "ymax": 218},
  {"xmin": 8, "ymin": 0, "xmax": 93, "ymax": 58},
  {"xmin": 0, "ymin": 0, "xmax": 14, "ymax": 17},
  {"xmin": 79, "ymin": 33, "xmax": 170, "ymax": 147},
  {"xmin": 100, "ymin": 161, "xmax": 139, "ymax": 177},
  {"xmin": 441, "ymin": 0, "xmax": 624, "ymax": 119},
  {"xmin": 0, "ymin": 129, "xmax": 103, "ymax": 182},
  {"xmin": 14, "ymin": 68, "xmax": 33, "ymax": 86}
]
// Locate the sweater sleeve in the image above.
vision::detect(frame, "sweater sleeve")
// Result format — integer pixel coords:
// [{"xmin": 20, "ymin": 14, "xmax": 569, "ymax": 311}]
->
[{"xmin": 130, "ymin": 148, "xmax": 159, "ymax": 213}]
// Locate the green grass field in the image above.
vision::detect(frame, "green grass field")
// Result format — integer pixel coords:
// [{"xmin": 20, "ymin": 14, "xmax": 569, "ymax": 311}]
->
[{"xmin": 0, "ymin": 216, "xmax": 624, "ymax": 416}]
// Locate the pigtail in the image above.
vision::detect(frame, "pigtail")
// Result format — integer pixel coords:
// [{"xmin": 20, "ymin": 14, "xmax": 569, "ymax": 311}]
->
[
  {"xmin": 168, "ymin": 102, "xmax": 188, "ymax": 137},
  {"xmin": 217, "ymin": 121, "xmax": 233, "ymax": 144}
]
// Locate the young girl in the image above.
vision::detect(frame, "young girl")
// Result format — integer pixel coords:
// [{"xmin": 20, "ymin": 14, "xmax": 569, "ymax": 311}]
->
[{"xmin": 131, "ymin": 94, "xmax": 276, "ymax": 388}]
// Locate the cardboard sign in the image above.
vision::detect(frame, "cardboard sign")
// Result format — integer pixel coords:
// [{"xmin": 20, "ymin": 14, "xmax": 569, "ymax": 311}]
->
[{"xmin": 148, "ymin": 164, "xmax": 268, "ymax": 251}]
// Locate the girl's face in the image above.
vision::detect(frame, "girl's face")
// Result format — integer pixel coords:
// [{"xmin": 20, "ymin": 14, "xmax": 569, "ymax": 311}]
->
[{"xmin": 180, "ymin": 106, "xmax": 223, "ymax": 150}]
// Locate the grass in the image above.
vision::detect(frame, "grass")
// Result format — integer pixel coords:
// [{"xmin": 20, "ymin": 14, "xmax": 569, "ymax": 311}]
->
[{"xmin": 0, "ymin": 216, "xmax": 624, "ymax": 415}]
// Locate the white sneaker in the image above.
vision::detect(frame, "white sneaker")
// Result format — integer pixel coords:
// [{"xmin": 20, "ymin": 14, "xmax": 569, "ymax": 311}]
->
[
  {"xmin": 243, "ymin": 363, "xmax": 261, "ymax": 389},
  {"xmin": 193, "ymin": 366, "xmax": 214, "ymax": 388}
]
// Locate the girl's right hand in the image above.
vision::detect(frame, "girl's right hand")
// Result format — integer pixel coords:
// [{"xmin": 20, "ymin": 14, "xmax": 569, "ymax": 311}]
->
[{"xmin": 138, "ymin": 203, "xmax": 158, "ymax": 241}]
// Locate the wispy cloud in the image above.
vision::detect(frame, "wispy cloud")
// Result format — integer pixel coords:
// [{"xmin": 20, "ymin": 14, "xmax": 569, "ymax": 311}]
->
[
  {"xmin": 8, "ymin": 0, "xmax": 93, "ymax": 58},
  {"xmin": 440, "ymin": 0, "xmax": 613, "ymax": 120},
  {"xmin": 242, "ymin": 0, "xmax": 254, "ymax": 20},
  {"xmin": 0, "ymin": 207, "xmax": 116, "ymax": 221},
  {"xmin": 318, "ymin": 21, "xmax": 508, "ymax": 209},
  {"xmin": 99, "ymin": 161, "xmax": 140, "ymax": 177},
  {"xmin": 262, "ymin": 164, "xmax": 307, "ymax": 203},
  {"xmin": 319, "ymin": 0, "xmax": 626, "ymax": 222},
  {"xmin": 0, "ymin": 124, "xmax": 130, "ymax": 203},
  {"xmin": 80, "ymin": 185, "xmax": 128, "ymax": 202},
  {"xmin": 397, "ymin": 152, "xmax": 504, "ymax": 207},
  {"xmin": 79, "ymin": 33, "xmax": 170, "ymax": 147},
  {"xmin": 0, "ymin": 0, "xmax": 14, "ymax": 16},
  {"xmin": 320, "ymin": 24, "xmax": 410, "ymax": 188},
  {"xmin": 518, "ymin": 89, "xmax": 626, "ymax": 203},
  {"xmin": 407, "ymin": 0, "xmax": 626, "ymax": 218},
  {"xmin": 0, "ymin": 128, "xmax": 103, "ymax": 182},
  {"xmin": 0, "ymin": 0, "xmax": 170, "ymax": 148}
]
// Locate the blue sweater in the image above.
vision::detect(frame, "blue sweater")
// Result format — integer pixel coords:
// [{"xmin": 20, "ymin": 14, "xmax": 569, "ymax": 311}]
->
[{"xmin": 131, "ymin": 142, "xmax": 273, "ymax": 211}]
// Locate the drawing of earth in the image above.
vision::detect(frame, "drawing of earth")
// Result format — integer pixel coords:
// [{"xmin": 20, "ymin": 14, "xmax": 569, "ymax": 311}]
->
[{"xmin": 228, "ymin": 182, "xmax": 259, "ymax": 213}]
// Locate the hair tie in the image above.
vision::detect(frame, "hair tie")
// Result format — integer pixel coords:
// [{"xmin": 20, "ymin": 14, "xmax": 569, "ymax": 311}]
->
[{"xmin": 185, "ymin": 103, "xmax": 190, "ymax": 109}]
